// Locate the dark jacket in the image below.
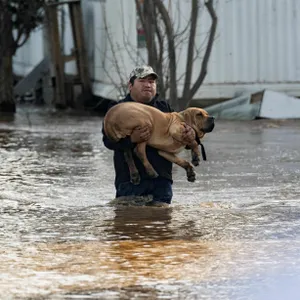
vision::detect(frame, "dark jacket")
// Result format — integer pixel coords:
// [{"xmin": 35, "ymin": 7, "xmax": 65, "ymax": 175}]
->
[{"xmin": 102, "ymin": 94, "xmax": 174, "ymax": 188}]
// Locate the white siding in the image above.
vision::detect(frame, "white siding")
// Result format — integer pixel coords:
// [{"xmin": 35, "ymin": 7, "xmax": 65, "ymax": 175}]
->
[
  {"xmin": 198, "ymin": 0, "xmax": 300, "ymax": 98},
  {"xmin": 13, "ymin": 28, "xmax": 44, "ymax": 76},
  {"xmin": 93, "ymin": 0, "xmax": 137, "ymax": 84},
  {"xmin": 131, "ymin": 0, "xmax": 300, "ymax": 99}
]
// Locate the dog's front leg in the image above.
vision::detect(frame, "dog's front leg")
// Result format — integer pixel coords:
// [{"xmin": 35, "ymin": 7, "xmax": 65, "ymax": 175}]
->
[
  {"xmin": 158, "ymin": 150, "xmax": 196, "ymax": 182},
  {"xmin": 188, "ymin": 140, "xmax": 201, "ymax": 166},
  {"xmin": 124, "ymin": 149, "xmax": 140, "ymax": 185}
]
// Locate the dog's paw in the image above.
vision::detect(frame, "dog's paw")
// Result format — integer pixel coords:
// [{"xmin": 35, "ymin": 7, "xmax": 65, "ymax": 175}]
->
[
  {"xmin": 192, "ymin": 158, "xmax": 200, "ymax": 167},
  {"xmin": 186, "ymin": 167, "xmax": 196, "ymax": 182},
  {"xmin": 187, "ymin": 175, "xmax": 196, "ymax": 182},
  {"xmin": 147, "ymin": 169, "xmax": 159, "ymax": 178},
  {"xmin": 149, "ymin": 172, "xmax": 159, "ymax": 178},
  {"xmin": 191, "ymin": 153, "xmax": 200, "ymax": 166},
  {"xmin": 131, "ymin": 172, "xmax": 141, "ymax": 185}
]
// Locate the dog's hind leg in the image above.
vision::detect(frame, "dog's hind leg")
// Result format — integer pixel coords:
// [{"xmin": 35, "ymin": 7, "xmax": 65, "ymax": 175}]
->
[
  {"xmin": 158, "ymin": 150, "xmax": 196, "ymax": 182},
  {"xmin": 134, "ymin": 142, "xmax": 158, "ymax": 178},
  {"xmin": 124, "ymin": 149, "xmax": 140, "ymax": 185}
]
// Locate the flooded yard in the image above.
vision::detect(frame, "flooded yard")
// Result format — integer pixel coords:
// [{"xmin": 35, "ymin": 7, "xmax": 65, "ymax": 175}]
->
[{"xmin": 1, "ymin": 107, "xmax": 300, "ymax": 299}]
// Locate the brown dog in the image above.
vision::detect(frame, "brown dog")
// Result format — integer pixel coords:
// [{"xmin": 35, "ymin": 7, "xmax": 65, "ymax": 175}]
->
[{"xmin": 104, "ymin": 102, "xmax": 214, "ymax": 184}]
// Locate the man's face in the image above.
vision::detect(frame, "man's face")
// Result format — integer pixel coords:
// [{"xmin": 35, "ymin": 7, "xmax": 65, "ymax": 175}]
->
[{"xmin": 129, "ymin": 75, "xmax": 157, "ymax": 103}]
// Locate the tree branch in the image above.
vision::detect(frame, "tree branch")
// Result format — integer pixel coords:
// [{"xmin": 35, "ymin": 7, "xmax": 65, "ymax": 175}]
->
[
  {"xmin": 181, "ymin": 0, "xmax": 198, "ymax": 103},
  {"xmin": 188, "ymin": 0, "xmax": 217, "ymax": 103},
  {"xmin": 153, "ymin": 0, "xmax": 177, "ymax": 107},
  {"xmin": 143, "ymin": 0, "xmax": 158, "ymax": 67},
  {"xmin": 152, "ymin": 13, "xmax": 166, "ymax": 98},
  {"xmin": 15, "ymin": 30, "xmax": 31, "ymax": 49}
]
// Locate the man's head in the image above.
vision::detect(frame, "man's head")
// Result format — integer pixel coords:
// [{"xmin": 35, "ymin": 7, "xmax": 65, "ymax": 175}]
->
[{"xmin": 128, "ymin": 65, "xmax": 158, "ymax": 103}]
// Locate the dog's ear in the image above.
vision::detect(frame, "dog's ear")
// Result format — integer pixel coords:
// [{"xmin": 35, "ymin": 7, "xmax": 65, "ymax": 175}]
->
[
  {"xmin": 182, "ymin": 110, "xmax": 192, "ymax": 126},
  {"xmin": 196, "ymin": 109, "xmax": 209, "ymax": 118},
  {"xmin": 193, "ymin": 110, "xmax": 204, "ymax": 120}
]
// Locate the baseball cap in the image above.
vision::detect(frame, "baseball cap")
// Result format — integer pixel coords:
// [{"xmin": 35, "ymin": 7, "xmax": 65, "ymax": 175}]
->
[{"xmin": 129, "ymin": 65, "xmax": 158, "ymax": 81}]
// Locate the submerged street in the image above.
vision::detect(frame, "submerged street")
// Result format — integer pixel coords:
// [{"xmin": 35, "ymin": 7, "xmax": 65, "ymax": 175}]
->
[{"xmin": 1, "ymin": 107, "xmax": 300, "ymax": 299}]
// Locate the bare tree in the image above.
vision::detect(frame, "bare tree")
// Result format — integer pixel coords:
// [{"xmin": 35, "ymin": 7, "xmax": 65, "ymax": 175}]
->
[
  {"xmin": 0, "ymin": 0, "xmax": 45, "ymax": 113},
  {"xmin": 136, "ymin": 0, "xmax": 218, "ymax": 111}
]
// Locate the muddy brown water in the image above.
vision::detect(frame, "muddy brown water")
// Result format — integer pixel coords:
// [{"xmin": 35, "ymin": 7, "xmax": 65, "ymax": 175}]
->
[{"xmin": 1, "ymin": 107, "xmax": 300, "ymax": 299}]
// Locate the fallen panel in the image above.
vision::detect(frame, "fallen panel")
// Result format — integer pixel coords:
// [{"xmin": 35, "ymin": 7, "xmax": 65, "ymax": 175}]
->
[
  {"xmin": 259, "ymin": 90, "xmax": 300, "ymax": 119},
  {"xmin": 205, "ymin": 89, "xmax": 300, "ymax": 120}
]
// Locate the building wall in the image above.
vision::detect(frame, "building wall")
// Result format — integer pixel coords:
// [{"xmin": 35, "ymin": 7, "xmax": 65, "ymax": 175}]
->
[
  {"xmin": 199, "ymin": 0, "xmax": 300, "ymax": 99},
  {"xmin": 13, "ymin": 0, "xmax": 300, "ymax": 100},
  {"xmin": 92, "ymin": 0, "xmax": 138, "ymax": 99},
  {"xmin": 13, "ymin": 28, "xmax": 44, "ymax": 76}
]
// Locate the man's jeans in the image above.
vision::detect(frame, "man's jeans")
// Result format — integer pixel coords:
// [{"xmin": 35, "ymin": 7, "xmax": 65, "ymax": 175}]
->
[{"xmin": 116, "ymin": 177, "xmax": 173, "ymax": 204}]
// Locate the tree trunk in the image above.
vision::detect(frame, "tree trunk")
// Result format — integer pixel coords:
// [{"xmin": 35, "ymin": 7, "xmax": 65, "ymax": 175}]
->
[
  {"xmin": 0, "ymin": 54, "xmax": 16, "ymax": 113},
  {"xmin": 185, "ymin": 0, "xmax": 217, "ymax": 109},
  {"xmin": 180, "ymin": 0, "xmax": 199, "ymax": 111},
  {"xmin": 153, "ymin": 0, "xmax": 178, "ymax": 110},
  {"xmin": 0, "ymin": 2, "xmax": 16, "ymax": 114}
]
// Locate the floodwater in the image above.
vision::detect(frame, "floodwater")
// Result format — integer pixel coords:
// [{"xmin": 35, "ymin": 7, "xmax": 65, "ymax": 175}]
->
[{"xmin": 1, "ymin": 107, "xmax": 300, "ymax": 299}]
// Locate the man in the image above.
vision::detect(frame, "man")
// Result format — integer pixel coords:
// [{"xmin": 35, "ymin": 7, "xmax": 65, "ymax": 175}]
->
[{"xmin": 102, "ymin": 65, "xmax": 195, "ymax": 205}]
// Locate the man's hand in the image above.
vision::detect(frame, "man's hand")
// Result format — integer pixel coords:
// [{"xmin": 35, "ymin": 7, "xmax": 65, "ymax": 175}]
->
[
  {"xmin": 131, "ymin": 125, "xmax": 151, "ymax": 143},
  {"xmin": 182, "ymin": 123, "xmax": 195, "ymax": 145}
]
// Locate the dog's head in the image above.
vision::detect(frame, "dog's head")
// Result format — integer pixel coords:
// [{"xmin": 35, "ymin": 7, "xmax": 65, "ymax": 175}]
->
[{"xmin": 180, "ymin": 107, "xmax": 215, "ymax": 139}]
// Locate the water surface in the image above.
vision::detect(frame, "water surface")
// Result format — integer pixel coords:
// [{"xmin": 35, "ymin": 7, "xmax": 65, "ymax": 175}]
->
[{"xmin": 1, "ymin": 108, "xmax": 300, "ymax": 299}]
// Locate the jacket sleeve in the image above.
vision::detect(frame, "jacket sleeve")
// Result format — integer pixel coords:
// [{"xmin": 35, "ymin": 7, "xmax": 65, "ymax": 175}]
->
[
  {"xmin": 102, "ymin": 101, "xmax": 136, "ymax": 151},
  {"xmin": 166, "ymin": 102, "xmax": 174, "ymax": 113}
]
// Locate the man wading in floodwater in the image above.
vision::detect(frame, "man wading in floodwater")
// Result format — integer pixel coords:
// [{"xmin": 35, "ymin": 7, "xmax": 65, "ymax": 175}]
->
[{"xmin": 102, "ymin": 65, "xmax": 196, "ymax": 206}]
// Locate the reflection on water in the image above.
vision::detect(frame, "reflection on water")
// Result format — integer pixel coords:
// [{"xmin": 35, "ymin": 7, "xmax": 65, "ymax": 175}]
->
[
  {"xmin": 107, "ymin": 206, "xmax": 174, "ymax": 240},
  {"xmin": 1, "ymin": 109, "xmax": 300, "ymax": 299}
]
